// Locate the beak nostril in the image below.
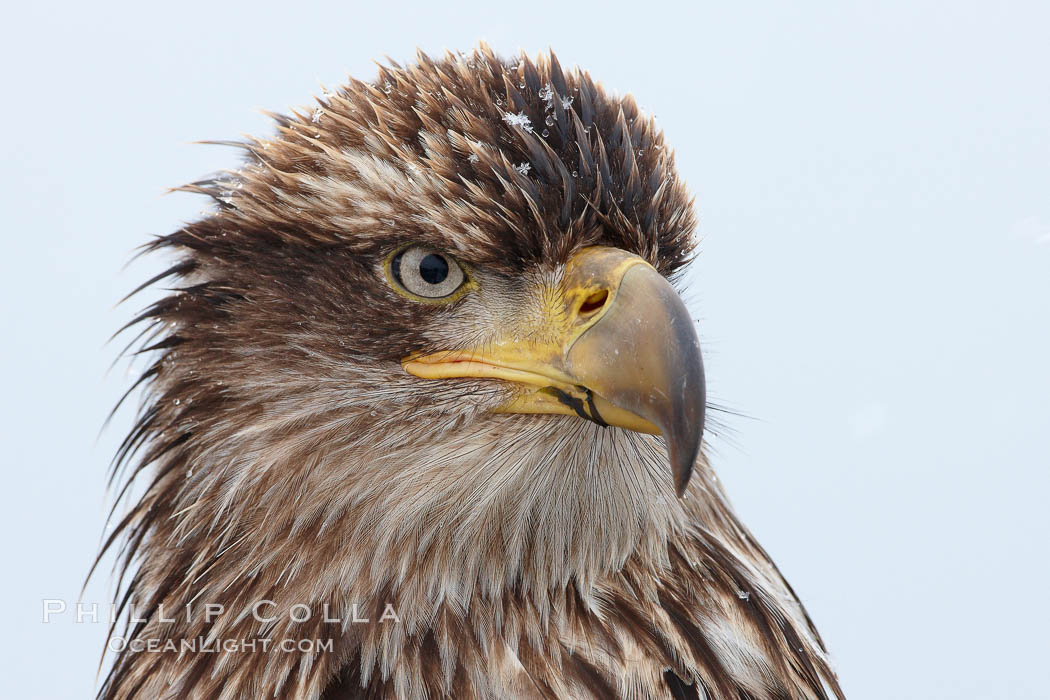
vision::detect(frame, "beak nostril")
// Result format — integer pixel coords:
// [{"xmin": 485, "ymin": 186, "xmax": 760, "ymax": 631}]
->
[{"xmin": 579, "ymin": 289, "xmax": 610, "ymax": 315}]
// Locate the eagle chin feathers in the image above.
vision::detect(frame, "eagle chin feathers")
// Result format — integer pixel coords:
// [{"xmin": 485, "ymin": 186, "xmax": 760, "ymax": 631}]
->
[{"xmin": 97, "ymin": 44, "xmax": 841, "ymax": 699}]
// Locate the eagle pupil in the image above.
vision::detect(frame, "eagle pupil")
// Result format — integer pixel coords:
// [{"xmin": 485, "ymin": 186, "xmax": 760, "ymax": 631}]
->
[{"xmin": 419, "ymin": 254, "xmax": 449, "ymax": 285}]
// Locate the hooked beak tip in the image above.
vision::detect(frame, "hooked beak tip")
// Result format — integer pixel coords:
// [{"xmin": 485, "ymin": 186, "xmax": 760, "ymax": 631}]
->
[{"xmin": 564, "ymin": 260, "xmax": 706, "ymax": 498}]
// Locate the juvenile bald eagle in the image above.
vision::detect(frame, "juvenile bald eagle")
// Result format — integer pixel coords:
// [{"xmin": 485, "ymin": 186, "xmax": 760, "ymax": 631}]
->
[{"xmin": 97, "ymin": 46, "xmax": 842, "ymax": 699}]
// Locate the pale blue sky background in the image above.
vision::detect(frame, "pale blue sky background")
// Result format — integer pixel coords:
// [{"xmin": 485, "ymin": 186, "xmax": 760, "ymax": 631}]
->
[{"xmin": 2, "ymin": 1, "xmax": 1048, "ymax": 698}]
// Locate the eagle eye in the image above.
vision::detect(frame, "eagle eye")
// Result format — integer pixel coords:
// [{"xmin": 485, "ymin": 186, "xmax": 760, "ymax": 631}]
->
[{"xmin": 386, "ymin": 245, "xmax": 468, "ymax": 301}]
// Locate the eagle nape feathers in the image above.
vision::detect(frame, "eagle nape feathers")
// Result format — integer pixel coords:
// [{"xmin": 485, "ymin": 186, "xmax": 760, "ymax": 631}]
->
[{"xmin": 96, "ymin": 44, "xmax": 842, "ymax": 700}]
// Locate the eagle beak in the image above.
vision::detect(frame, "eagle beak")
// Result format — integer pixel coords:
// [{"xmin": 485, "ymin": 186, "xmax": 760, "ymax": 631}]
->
[{"xmin": 402, "ymin": 246, "xmax": 705, "ymax": 496}]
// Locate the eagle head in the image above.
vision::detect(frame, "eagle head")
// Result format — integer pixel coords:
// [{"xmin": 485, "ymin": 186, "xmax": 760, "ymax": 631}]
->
[{"xmin": 100, "ymin": 45, "xmax": 839, "ymax": 700}]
